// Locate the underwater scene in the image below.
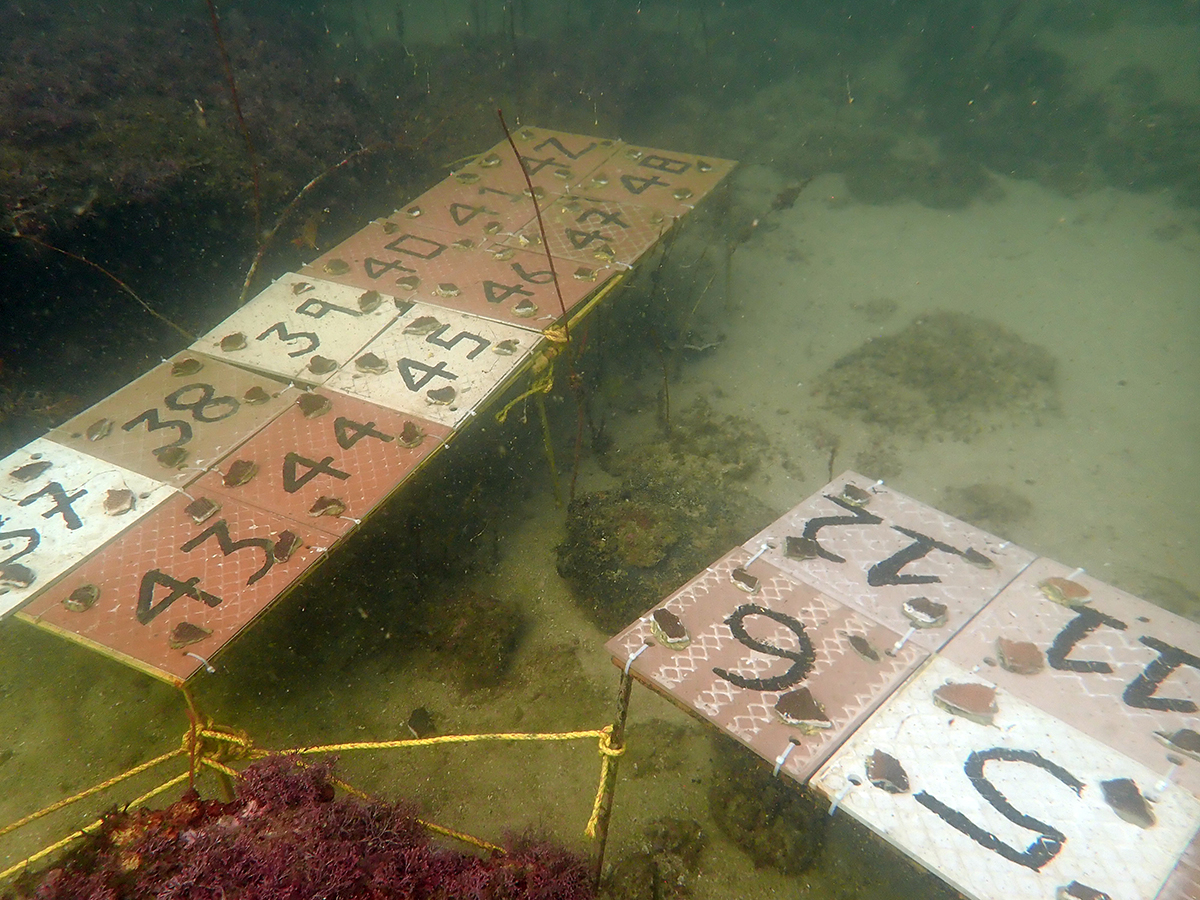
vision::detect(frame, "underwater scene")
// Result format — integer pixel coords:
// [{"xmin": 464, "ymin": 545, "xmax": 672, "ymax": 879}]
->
[{"xmin": 1, "ymin": 0, "xmax": 1198, "ymax": 897}]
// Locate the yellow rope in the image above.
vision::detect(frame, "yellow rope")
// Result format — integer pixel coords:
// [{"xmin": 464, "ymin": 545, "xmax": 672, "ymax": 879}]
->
[
  {"xmin": 0, "ymin": 771, "xmax": 192, "ymax": 883},
  {"xmin": 0, "ymin": 745, "xmax": 186, "ymax": 840},
  {"xmin": 585, "ymin": 726, "xmax": 624, "ymax": 838},
  {"xmin": 283, "ymin": 728, "xmax": 608, "ymax": 755},
  {"xmin": 0, "ymin": 724, "xmax": 623, "ymax": 883}
]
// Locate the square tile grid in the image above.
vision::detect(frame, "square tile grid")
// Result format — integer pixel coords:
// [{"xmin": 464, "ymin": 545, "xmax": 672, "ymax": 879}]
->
[
  {"xmin": 18, "ymin": 490, "xmax": 328, "ymax": 682},
  {"xmin": 193, "ymin": 390, "xmax": 450, "ymax": 539},
  {"xmin": 191, "ymin": 273, "xmax": 400, "ymax": 384},
  {"xmin": 449, "ymin": 127, "xmax": 620, "ymax": 197},
  {"xmin": 570, "ymin": 142, "xmax": 737, "ymax": 217},
  {"xmin": 303, "ymin": 215, "xmax": 612, "ymax": 331},
  {"xmin": 941, "ymin": 556, "xmax": 1200, "ymax": 800},
  {"xmin": 323, "ymin": 300, "xmax": 542, "ymax": 428},
  {"xmin": 605, "ymin": 546, "xmax": 927, "ymax": 784},
  {"xmin": 395, "ymin": 173, "xmax": 542, "ymax": 246},
  {"xmin": 497, "ymin": 194, "xmax": 675, "ymax": 270},
  {"xmin": 50, "ymin": 351, "xmax": 297, "ymax": 488},
  {"xmin": 0, "ymin": 439, "xmax": 174, "ymax": 617},
  {"xmin": 811, "ymin": 655, "xmax": 1200, "ymax": 900},
  {"xmin": 747, "ymin": 471, "xmax": 1037, "ymax": 653}
]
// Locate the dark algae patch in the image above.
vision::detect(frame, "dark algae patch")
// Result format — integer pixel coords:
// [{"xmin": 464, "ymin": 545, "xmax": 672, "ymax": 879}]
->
[{"xmin": 814, "ymin": 312, "xmax": 1059, "ymax": 438}]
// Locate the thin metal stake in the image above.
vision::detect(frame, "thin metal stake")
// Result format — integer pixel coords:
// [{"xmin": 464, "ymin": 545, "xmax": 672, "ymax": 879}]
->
[{"xmin": 591, "ymin": 666, "xmax": 634, "ymax": 890}]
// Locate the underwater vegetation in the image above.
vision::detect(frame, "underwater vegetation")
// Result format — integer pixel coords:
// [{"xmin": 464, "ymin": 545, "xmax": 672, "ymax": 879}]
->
[
  {"xmin": 0, "ymin": 4, "xmax": 389, "ymax": 239},
  {"xmin": 814, "ymin": 311, "xmax": 1059, "ymax": 438},
  {"xmin": 557, "ymin": 400, "xmax": 775, "ymax": 633},
  {"xmin": 5, "ymin": 755, "xmax": 593, "ymax": 900}
]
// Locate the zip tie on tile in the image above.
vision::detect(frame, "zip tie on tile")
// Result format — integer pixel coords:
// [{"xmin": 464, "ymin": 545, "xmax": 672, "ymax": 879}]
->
[
  {"xmin": 1148, "ymin": 754, "xmax": 1184, "ymax": 802},
  {"xmin": 887, "ymin": 626, "xmax": 916, "ymax": 657},
  {"xmin": 624, "ymin": 641, "xmax": 651, "ymax": 676},
  {"xmin": 828, "ymin": 773, "xmax": 862, "ymax": 815},
  {"xmin": 1068, "ymin": 566, "xmax": 1086, "ymax": 580},
  {"xmin": 184, "ymin": 652, "xmax": 216, "ymax": 674},
  {"xmin": 744, "ymin": 541, "xmax": 771, "ymax": 567},
  {"xmin": 772, "ymin": 738, "xmax": 799, "ymax": 778}
]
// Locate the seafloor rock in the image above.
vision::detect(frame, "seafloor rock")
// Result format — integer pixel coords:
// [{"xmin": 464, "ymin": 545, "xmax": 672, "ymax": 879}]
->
[
  {"xmin": 707, "ymin": 735, "xmax": 825, "ymax": 875},
  {"xmin": 422, "ymin": 588, "xmax": 528, "ymax": 689},
  {"xmin": 557, "ymin": 402, "xmax": 775, "ymax": 634},
  {"xmin": 603, "ymin": 817, "xmax": 706, "ymax": 900},
  {"xmin": 814, "ymin": 311, "xmax": 1059, "ymax": 438}
]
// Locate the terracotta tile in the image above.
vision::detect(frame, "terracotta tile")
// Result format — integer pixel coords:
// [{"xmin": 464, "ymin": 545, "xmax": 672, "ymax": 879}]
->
[
  {"xmin": 19, "ymin": 491, "xmax": 327, "ymax": 682},
  {"xmin": 606, "ymin": 546, "xmax": 926, "ymax": 784},
  {"xmin": 746, "ymin": 470, "xmax": 1036, "ymax": 652},
  {"xmin": 51, "ymin": 351, "xmax": 297, "ymax": 488},
  {"xmin": 193, "ymin": 390, "xmax": 450, "ymax": 538}
]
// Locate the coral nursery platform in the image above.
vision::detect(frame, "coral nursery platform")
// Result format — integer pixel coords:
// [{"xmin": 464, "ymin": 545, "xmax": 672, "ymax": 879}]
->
[
  {"xmin": 607, "ymin": 471, "xmax": 1200, "ymax": 900},
  {"xmin": 0, "ymin": 127, "xmax": 734, "ymax": 681}
]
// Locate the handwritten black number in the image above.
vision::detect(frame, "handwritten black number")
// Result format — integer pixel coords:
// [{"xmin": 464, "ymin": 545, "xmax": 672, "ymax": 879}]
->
[
  {"xmin": 914, "ymin": 747, "xmax": 1082, "ymax": 871},
  {"xmin": 179, "ymin": 519, "xmax": 275, "ymax": 586},
  {"xmin": 282, "ymin": 453, "xmax": 350, "ymax": 493},
  {"xmin": 333, "ymin": 417, "xmax": 392, "ymax": 449},
  {"xmin": 1124, "ymin": 636, "xmax": 1200, "ymax": 713},
  {"xmin": 136, "ymin": 568, "xmax": 221, "ymax": 624},
  {"xmin": 164, "ymin": 383, "xmax": 239, "ymax": 423},
  {"xmin": 712, "ymin": 604, "xmax": 815, "ymax": 692},
  {"xmin": 1046, "ymin": 606, "xmax": 1128, "ymax": 674}
]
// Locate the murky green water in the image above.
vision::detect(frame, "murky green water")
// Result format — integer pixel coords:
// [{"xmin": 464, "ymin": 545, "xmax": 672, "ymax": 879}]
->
[{"xmin": 1, "ymin": 2, "xmax": 1198, "ymax": 897}]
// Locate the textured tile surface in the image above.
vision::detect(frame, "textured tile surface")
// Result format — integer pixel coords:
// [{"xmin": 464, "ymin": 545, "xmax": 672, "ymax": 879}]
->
[
  {"xmin": 606, "ymin": 546, "xmax": 926, "ymax": 784},
  {"xmin": 18, "ymin": 490, "xmax": 327, "ymax": 681},
  {"xmin": 812, "ymin": 655, "xmax": 1200, "ymax": 900},
  {"xmin": 50, "ymin": 351, "xmax": 297, "ymax": 487},
  {"xmin": 191, "ymin": 273, "xmax": 399, "ymax": 383},
  {"xmin": 746, "ymin": 471, "xmax": 1037, "ymax": 652},
  {"xmin": 941, "ymin": 556, "xmax": 1200, "ymax": 799},
  {"xmin": 0, "ymin": 439, "xmax": 173, "ymax": 617},
  {"xmin": 193, "ymin": 391, "xmax": 450, "ymax": 538}
]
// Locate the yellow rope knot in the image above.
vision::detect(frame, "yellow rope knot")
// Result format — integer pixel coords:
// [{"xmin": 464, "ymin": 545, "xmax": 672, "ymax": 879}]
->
[
  {"xmin": 596, "ymin": 724, "xmax": 625, "ymax": 758},
  {"xmin": 584, "ymin": 726, "xmax": 625, "ymax": 839}
]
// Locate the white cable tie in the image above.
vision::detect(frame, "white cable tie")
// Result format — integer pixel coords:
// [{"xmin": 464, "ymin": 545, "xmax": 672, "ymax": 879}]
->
[
  {"xmin": 1068, "ymin": 566, "xmax": 1086, "ymax": 580},
  {"xmin": 624, "ymin": 641, "xmax": 651, "ymax": 676},
  {"xmin": 1148, "ymin": 754, "xmax": 1183, "ymax": 802},
  {"xmin": 829, "ymin": 773, "xmax": 862, "ymax": 815},
  {"xmin": 772, "ymin": 739, "xmax": 798, "ymax": 778},
  {"xmin": 185, "ymin": 652, "xmax": 216, "ymax": 674},
  {"xmin": 745, "ymin": 541, "xmax": 771, "ymax": 567},
  {"xmin": 887, "ymin": 626, "xmax": 916, "ymax": 657}
]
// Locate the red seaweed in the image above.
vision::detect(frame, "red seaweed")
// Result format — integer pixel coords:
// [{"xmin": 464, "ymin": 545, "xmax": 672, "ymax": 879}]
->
[{"xmin": 5, "ymin": 755, "xmax": 593, "ymax": 900}]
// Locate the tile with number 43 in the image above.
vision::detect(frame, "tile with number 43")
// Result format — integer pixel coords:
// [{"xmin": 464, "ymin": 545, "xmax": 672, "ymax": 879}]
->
[{"xmin": 18, "ymin": 490, "xmax": 327, "ymax": 682}]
